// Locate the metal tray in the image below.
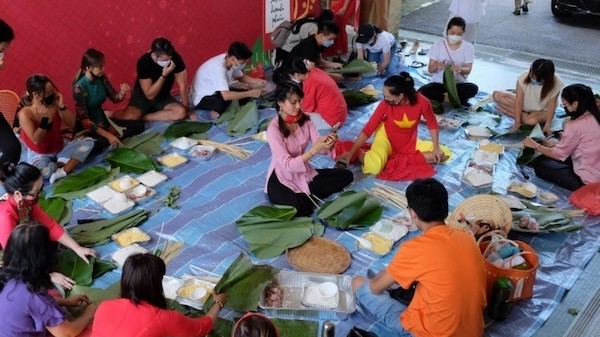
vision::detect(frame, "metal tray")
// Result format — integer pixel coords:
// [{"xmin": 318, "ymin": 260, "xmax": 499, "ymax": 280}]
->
[{"xmin": 258, "ymin": 270, "xmax": 356, "ymax": 320}]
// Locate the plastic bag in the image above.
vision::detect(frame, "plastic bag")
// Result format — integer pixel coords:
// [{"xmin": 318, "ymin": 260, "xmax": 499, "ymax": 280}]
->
[{"xmin": 570, "ymin": 182, "xmax": 600, "ymax": 215}]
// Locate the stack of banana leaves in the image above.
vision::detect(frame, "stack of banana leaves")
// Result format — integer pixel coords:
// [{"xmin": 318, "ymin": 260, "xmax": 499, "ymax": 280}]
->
[
  {"xmin": 317, "ymin": 190, "xmax": 383, "ymax": 230},
  {"xmin": 342, "ymin": 90, "xmax": 378, "ymax": 108},
  {"xmin": 55, "ymin": 250, "xmax": 117, "ymax": 288},
  {"xmin": 69, "ymin": 209, "xmax": 149, "ymax": 247},
  {"xmin": 236, "ymin": 205, "xmax": 323, "ymax": 259},
  {"xmin": 511, "ymin": 200, "xmax": 583, "ymax": 233},
  {"xmin": 51, "ymin": 166, "xmax": 120, "ymax": 200}
]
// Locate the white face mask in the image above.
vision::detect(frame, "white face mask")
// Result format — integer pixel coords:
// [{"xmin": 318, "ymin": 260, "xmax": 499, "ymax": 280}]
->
[
  {"xmin": 448, "ymin": 35, "xmax": 462, "ymax": 45},
  {"xmin": 291, "ymin": 77, "xmax": 302, "ymax": 84},
  {"xmin": 323, "ymin": 39, "xmax": 334, "ymax": 47},
  {"xmin": 157, "ymin": 59, "xmax": 170, "ymax": 68},
  {"xmin": 0, "ymin": 52, "xmax": 4, "ymax": 61}
]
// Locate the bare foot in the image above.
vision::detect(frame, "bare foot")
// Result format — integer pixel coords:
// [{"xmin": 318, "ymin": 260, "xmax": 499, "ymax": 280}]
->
[{"xmin": 210, "ymin": 111, "xmax": 220, "ymax": 120}]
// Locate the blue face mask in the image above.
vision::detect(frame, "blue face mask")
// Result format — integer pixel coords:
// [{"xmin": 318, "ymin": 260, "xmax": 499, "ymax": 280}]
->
[
  {"xmin": 323, "ymin": 39, "xmax": 334, "ymax": 48},
  {"xmin": 530, "ymin": 77, "xmax": 543, "ymax": 85}
]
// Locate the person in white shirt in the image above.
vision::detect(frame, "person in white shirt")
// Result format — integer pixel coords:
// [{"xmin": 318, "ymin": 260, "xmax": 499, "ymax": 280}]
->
[
  {"xmin": 418, "ymin": 17, "xmax": 478, "ymax": 109},
  {"xmin": 190, "ymin": 42, "xmax": 266, "ymax": 120},
  {"xmin": 355, "ymin": 23, "xmax": 399, "ymax": 77},
  {"xmin": 446, "ymin": 0, "xmax": 487, "ymax": 43}
]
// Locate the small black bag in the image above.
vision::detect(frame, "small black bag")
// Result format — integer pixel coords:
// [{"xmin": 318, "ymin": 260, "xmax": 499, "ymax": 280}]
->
[
  {"xmin": 347, "ymin": 327, "xmax": 378, "ymax": 337},
  {"xmin": 387, "ymin": 281, "xmax": 418, "ymax": 306}
]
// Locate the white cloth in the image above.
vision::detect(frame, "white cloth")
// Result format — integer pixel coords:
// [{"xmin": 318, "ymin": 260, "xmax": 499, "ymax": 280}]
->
[
  {"xmin": 427, "ymin": 39, "xmax": 475, "ymax": 84},
  {"xmin": 190, "ymin": 53, "xmax": 243, "ymax": 106},
  {"xmin": 356, "ymin": 31, "xmax": 396, "ymax": 54},
  {"xmin": 517, "ymin": 71, "xmax": 564, "ymax": 112},
  {"xmin": 449, "ymin": 0, "xmax": 487, "ymax": 23}
]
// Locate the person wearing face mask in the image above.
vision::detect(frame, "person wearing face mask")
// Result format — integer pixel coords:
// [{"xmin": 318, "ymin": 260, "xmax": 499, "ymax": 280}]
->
[
  {"xmin": 522, "ymin": 84, "xmax": 600, "ymax": 191},
  {"xmin": 190, "ymin": 42, "xmax": 266, "ymax": 120},
  {"xmin": 280, "ymin": 57, "xmax": 347, "ymax": 130},
  {"xmin": 289, "ymin": 21, "xmax": 344, "ymax": 82},
  {"xmin": 0, "ymin": 163, "xmax": 97, "ymax": 289},
  {"xmin": 18, "ymin": 74, "xmax": 94, "ymax": 184},
  {"xmin": 116, "ymin": 38, "xmax": 192, "ymax": 122},
  {"xmin": 493, "ymin": 59, "xmax": 563, "ymax": 135},
  {"xmin": 0, "ymin": 19, "xmax": 21, "ymax": 170},
  {"xmin": 338, "ymin": 73, "xmax": 450, "ymax": 181},
  {"xmin": 418, "ymin": 17, "xmax": 478, "ymax": 110},
  {"xmin": 355, "ymin": 23, "xmax": 399, "ymax": 77},
  {"xmin": 445, "ymin": 0, "xmax": 487, "ymax": 44},
  {"xmin": 265, "ymin": 83, "xmax": 352, "ymax": 216},
  {"xmin": 73, "ymin": 48, "xmax": 145, "ymax": 153}
]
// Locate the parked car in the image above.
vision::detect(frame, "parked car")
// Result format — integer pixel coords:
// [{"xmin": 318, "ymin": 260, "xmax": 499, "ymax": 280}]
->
[{"xmin": 552, "ymin": 0, "xmax": 600, "ymax": 17}]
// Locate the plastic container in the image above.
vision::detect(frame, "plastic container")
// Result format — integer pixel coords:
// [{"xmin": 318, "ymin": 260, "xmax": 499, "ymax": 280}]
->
[
  {"xmin": 102, "ymin": 193, "xmax": 135, "ymax": 215},
  {"xmin": 188, "ymin": 145, "xmax": 216, "ymax": 160},
  {"xmin": 112, "ymin": 243, "xmax": 148, "ymax": 268},
  {"xmin": 472, "ymin": 150, "xmax": 499, "ymax": 165},
  {"xmin": 258, "ymin": 270, "xmax": 356, "ymax": 320},
  {"xmin": 108, "ymin": 175, "xmax": 140, "ymax": 192},
  {"xmin": 170, "ymin": 137, "xmax": 197, "ymax": 150},
  {"xmin": 86, "ymin": 185, "xmax": 117, "ymax": 204},
  {"xmin": 478, "ymin": 140, "xmax": 505, "ymax": 155},
  {"xmin": 358, "ymin": 232, "xmax": 394, "ymax": 256},
  {"xmin": 466, "ymin": 126, "xmax": 492, "ymax": 140},
  {"xmin": 124, "ymin": 184, "xmax": 156, "ymax": 203},
  {"xmin": 136, "ymin": 170, "xmax": 168, "ymax": 187},
  {"xmin": 370, "ymin": 219, "xmax": 409, "ymax": 241},
  {"xmin": 111, "ymin": 227, "xmax": 151, "ymax": 247},
  {"xmin": 158, "ymin": 153, "xmax": 188, "ymax": 168},
  {"xmin": 176, "ymin": 278, "xmax": 215, "ymax": 310},
  {"xmin": 462, "ymin": 161, "xmax": 495, "ymax": 189}
]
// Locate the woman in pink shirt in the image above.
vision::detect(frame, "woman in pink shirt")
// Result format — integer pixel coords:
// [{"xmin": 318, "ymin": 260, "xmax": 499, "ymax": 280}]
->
[
  {"xmin": 265, "ymin": 82, "xmax": 353, "ymax": 216},
  {"xmin": 523, "ymin": 84, "xmax": 600, "ymax": 190}
]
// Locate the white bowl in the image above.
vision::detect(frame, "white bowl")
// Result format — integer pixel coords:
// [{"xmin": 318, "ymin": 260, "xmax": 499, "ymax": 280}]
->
[
  {"xmin": 132, "ymin": 185, "xmax": 148, "ymax": 198},
  {"xmin": 318, "ymin": 282, "xmax": 338, "ymax": 298},
  {"xmin": 190, "ymin": 287, "xmax": 208, "ymax": 301}
]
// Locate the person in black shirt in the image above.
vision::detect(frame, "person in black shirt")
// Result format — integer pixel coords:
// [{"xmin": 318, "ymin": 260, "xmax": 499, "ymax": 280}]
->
[
  {"xmin": 0, "ymin": 19, "xmax": 21, "ymax": 168},
  {"xmin": 117, "ymin": 38, "xmax": 192, "ymax": 121},
  {"xmin": 288, "ymin": 21, "xmax": 343, "ymax": 82}
]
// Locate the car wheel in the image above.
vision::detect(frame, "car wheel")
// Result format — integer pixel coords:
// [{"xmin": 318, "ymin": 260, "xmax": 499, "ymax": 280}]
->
[{"xmin": 551, "ymin": 0, "xmax": 570, "ymax": 17}]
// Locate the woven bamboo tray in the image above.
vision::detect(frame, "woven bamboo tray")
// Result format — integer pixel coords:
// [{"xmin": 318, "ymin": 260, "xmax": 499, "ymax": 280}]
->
[
  {"xmin": 287, "ymin": 236, "xmax": 351, "ymax": 274},
  {"xmin": 447, "ymin": 195, "xmax": 512, "ymax": 236}
]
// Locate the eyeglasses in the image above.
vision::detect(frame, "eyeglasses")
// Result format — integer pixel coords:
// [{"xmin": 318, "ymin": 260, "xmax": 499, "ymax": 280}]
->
[{"xmin": 26, "ymin": 184, "xmax": 44, "ymax": 199}]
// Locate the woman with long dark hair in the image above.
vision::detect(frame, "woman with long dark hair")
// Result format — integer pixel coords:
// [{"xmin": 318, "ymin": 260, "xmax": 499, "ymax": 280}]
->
[
  {"xmin": 0, "ymin": 223, "xmax": 96, "ymax": 336},
  {"xmin": 18, "ymin": 74, "xmax": 94, "ymax": 183},
  {"xmin": 339, "ymin": 72, "xmax": 447, "ymax": 181},
  {"xmin": 493, "ymin": 58, "xmax": 564, "ymax": 135},
  {"xmin": 91, "ymin": 253, "xmax": 227, "ymax": 337},
  {"xmin": 0, "ymin": 162, "xmax": 96, "ymax": 288},
  {"xmin": 233, "ymin": 313, "xmax": 279, "ymax": 337},
  {"xmin": 73, "ymin": 48, "xmax": 144, "ymax": 153},
  {"xmin": 522, "ymin": 84, "xmax": 600, "ymax": 190},
  {"xmin": 265, "ymin": 82, "xmax": 352, "ymax": 216}
]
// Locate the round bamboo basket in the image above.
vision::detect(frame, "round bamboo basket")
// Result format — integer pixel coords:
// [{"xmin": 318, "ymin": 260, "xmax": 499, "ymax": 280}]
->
[
  {"xmin": 447, "ymin": 195, "xmax": 512, "ymax": 236},
  {"xmin": 286, "ymin": 236, "xmax": 351, "ymax": 274}
]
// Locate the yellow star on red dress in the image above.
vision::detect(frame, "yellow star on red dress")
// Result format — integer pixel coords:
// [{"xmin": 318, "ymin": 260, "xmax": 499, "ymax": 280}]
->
[{"xmin": 394, "ymin": 113, "xmax": 417, "ymax": 128}]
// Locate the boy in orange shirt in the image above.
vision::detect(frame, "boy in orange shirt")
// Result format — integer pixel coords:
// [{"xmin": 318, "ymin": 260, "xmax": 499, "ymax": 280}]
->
[{"xmin": 352, "ymin": 178, "xmax": 487, "ymax": 337}]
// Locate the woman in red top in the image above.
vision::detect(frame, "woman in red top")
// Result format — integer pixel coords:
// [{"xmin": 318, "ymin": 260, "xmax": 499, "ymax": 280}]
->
[
  {"xmin": 91, "ymin": 253, "xmax": 227, "ymax": 337},
  {"xmin": 18, "ymin": 74, "xmax": 94, "ymax": 183},
  {"xmin": 281, "ymin": 57, "xmax": 348, "ymax": 131},
  {"xmin": 0, "ymin": 162, "xmax": 96, "ymax": 289},
  {"xmin": 339, "ymin": 72, "xmax": 446, "ymax": 181}
]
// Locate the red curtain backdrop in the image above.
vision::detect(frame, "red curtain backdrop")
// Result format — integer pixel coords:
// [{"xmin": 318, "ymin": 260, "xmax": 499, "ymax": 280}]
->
[{"xmin": 0, "ymin": 0, "xmax": 262, "ymax": 110}]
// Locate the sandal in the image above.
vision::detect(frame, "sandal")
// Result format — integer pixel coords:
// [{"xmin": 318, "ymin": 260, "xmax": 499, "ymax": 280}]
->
[
  {"xmin": 418, "ymin": 48, "xmax": 429, "ymax": 56},
  {"xmin": 410, "ymin": 61, "xmax": 426, "ymax": 68}
]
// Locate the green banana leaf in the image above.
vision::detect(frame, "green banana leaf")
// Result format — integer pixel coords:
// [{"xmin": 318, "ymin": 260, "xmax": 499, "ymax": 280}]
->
[
  {"xmin": 250, "ymin": 35, "xmax": 271, "ymax": 67},
  {"xmin": 66, "ymin": 282, "xmax": 120, "ymax": 318},
  {"xmin": 164, "ymin": 121, "xmax": 212, "ymax": 139},
  {"xmin": 516, "ymin": 124, "xmax": 545, "ymax": 165},
  {"xmin": 38, "ymin": 194, "xmax": 72, "ymax": 226},
  {"xmin": 121, "ymin": 132, "xmax": 165, "ymax": 156},
  {"xmin": 240, "ymin": 205, "xmax": 297, "ymax": 221},
  {"xmin": 55, "ymin": 250, "xmax": 95, "ymax": 286},
  {"xmin": 343, "ymin": 90, "xmax": 378, "ymax": 108},
  {"xmin": 215, "ymin": 99, "xmax": 239, "ymax": 124},
  {"xmin": 228, "ymin": 100, "xmax": 259, "ymax": 136},
  {"xmin": 53, "ymin": 166, "xmax": 110, "ymax": 195},
  {"xmin": 272, "ymin": 318, "xmax": 319, "ymax": 337},
  {"xmin": 236, "ymin": 206, "xmax": 321, "ymax": 258},
  {"xmin": 92, "ymin": 259, "xmax": 118, "ymax": 279},
  {"xmin": 203, "ymin": 253, "xmax": 278, "ymax": 312},
  {"xmin": 52, "ymin": 166, "xmax": 120, "ymax": 200},
  {"xmin": 429, "ymin": 99, "xmax": 444, "ymax": 115},
  {"xmin": 70, "ymin": 209, "xmax": 149, "ymax": 247},
  {"xmin": 317, "ymin": 190, "xmax": 383, "ymax": 230},
  {"xmin": 106, "ymin": 147, "xmax": 161, "ymax": 174},
  {"xmin": 330, "ymin": 59, "xmax": 375, "ymax": 74},
  {"xmin": 443, "ymin": 66, "xmax": 461, "ymax": 108}
]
